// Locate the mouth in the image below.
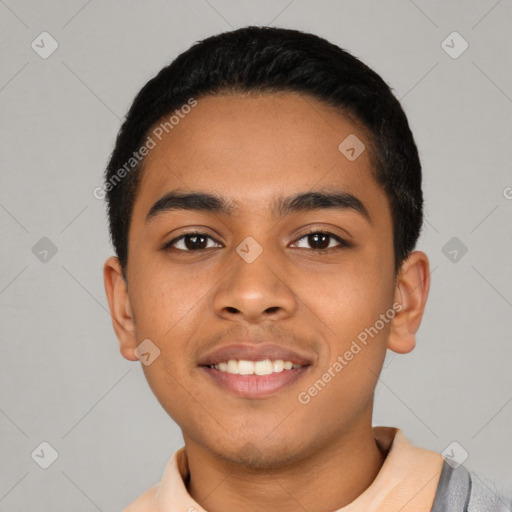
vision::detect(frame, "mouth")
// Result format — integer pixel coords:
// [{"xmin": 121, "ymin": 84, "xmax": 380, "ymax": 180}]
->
[
  {"xmin": 206, "ymin": 359, "xmax": 304, "ymax": 374},
  {"xmin": 198, "ymin": 342, "xmax": 314, "ymax": 398},
  {"xmin": 200, "ymin": 358, "xmax": 311, "ymax": 398}
]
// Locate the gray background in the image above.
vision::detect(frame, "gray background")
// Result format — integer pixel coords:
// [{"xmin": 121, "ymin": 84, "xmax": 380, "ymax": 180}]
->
[{"xmin": 1, "ymin": 0, "xmax": 511, "ymax": 510}]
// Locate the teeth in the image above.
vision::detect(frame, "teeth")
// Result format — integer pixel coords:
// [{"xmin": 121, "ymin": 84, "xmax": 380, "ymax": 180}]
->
[
  {"xmin": 272, "ymin": 360, "xmax": 284, "ymax": 372},
  {"xmin": 226, "ymin": 360, "xmax": 238, "ymax": 374},
  {"xmin": 210, "ymin": 359, "xmax": 303, "ymax": 375},
  {"xmin": 238, "ymin": 360, "xmax": 255, "ymax": 375}
]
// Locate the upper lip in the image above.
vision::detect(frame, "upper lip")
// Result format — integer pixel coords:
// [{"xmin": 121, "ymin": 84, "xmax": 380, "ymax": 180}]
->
[{"xmin": 198, "ymin": 343, "xmax": 313, "ymax": 366}]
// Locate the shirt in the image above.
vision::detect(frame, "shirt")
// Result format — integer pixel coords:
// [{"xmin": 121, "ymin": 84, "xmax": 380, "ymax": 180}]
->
[{"xmin": 123, "ymin": 426, "xmax": 445, "ymax": 511}]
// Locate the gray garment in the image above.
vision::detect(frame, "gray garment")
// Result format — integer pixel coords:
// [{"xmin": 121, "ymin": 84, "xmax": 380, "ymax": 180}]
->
[{"xmin": 431, "ymin": 461, "xmax": 512, "ymax": 512}]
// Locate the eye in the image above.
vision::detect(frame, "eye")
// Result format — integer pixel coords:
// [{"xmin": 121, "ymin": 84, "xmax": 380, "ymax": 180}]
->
[
  {"xmin": 163, "ymin": 231, "xmax": 222, "ymax": 251},
  {"xmin": 291, "ymin": 230, "xmax": 351, "ymax": 252},
  {"xmin": 163, "ymin": 229, "xmax": 351, "ymax": 253}
]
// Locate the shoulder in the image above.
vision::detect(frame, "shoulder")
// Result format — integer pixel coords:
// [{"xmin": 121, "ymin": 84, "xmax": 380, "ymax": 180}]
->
[
  {"xmin": 467, "ymin": 469, "xmax": 512, "ymax": 512},
  {"xmin": 431, "ymin": 461, "xmax": 512, "ymax": 512}
]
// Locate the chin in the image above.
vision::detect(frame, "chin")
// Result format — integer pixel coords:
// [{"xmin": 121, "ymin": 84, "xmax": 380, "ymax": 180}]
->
[{"xmin": 211, "ymin": 436, "xmax": 304, "ymax": 471}]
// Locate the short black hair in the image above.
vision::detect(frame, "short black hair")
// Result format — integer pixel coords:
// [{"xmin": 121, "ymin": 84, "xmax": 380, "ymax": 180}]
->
[{"xmin": 104, "ymin": 26, "xmax": 423, "ymax": 278}]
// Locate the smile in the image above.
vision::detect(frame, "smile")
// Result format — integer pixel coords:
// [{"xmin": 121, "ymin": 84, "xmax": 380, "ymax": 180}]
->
[
  {"xmin": 207, "ymin": 359, "xmax": 303, "ymax": 375},
  {"xmin": 201, "ymin": 361, "xmax": 310, "ymax": 398}
]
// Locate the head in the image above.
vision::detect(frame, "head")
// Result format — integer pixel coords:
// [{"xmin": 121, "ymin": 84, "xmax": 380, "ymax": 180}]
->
[{"xmin": 103, "ymin": 26, "xmax": 429, "ymax": 468}]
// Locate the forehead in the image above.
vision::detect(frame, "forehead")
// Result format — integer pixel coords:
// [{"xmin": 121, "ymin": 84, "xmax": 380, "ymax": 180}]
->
[{"xmin": 133, "ymin": 92, "xmax": 386, "ymax": 220}]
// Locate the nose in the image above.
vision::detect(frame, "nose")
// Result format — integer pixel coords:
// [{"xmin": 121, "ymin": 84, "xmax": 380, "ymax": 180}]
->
[{"xmin": 212, "ymin": 242, "xmax": 297, "ymax": 324}]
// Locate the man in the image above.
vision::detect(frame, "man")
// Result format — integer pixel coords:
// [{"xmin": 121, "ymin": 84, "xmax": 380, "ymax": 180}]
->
[{"xmin": 102, "ymin": 26, "xmax": 510, "ymax": 511}]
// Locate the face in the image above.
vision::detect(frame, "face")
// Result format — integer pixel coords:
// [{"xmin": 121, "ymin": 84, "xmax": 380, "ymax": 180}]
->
[{"xmin": 104, "ymin": 92, "xmax": 428, "ymax": 468}]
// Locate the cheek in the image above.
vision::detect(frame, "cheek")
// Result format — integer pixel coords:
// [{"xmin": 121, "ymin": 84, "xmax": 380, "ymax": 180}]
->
[
  {"xmin": 296, "ymin": 293, "xmax": 391, "ymax": 429},
  {"xmin": 128, "ymin": 263, "xmax": 210, "ymax": 389},
  {"xmin": 294, "ymin": 355, "xmax": 380, "ymax": 439},
  {"xmin": 294, "ymin": 257, "xmax": 393, "ymax": 335},
  {"xmin": 128, "ymin": 260, "xmax": 211, "ymax": 337},
  {"xmin": 292, "ymin": 255, "xmax": 392, "ymax": 383},
  {"xmin": 141, "ymin": 359, "xmax": 206, "ymax": 439}
]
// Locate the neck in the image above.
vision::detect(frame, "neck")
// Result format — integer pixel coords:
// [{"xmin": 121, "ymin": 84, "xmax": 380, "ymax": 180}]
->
[{"xmin": 183, "ymin": 422, "xmax": 387, "ymax": 512}]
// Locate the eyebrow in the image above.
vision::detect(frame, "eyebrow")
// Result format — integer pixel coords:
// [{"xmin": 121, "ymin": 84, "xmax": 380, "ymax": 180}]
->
[{"xmin": 145, "ymin": 189, "xmax": 371, "ymax": 224}]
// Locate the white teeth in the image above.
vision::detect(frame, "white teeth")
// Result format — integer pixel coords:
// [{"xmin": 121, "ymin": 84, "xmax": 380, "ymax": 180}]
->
[
  {"xmin": 210, "ymin": 359, "xmax": 304, "ymax": 375},
  {"xmin": 226, "ymin": 360, "xmax": 238, "ymax": 374},
  {"xmin": 273, "ymin": 360, "xmax": 284, "ymax": 372},
  {"xmin": 254, "ymin": 359, "xmax": 273, "ymax": 375},
  {"xmin": 238, "ymin": 360, "xmax": 254, "ymax": 375}
]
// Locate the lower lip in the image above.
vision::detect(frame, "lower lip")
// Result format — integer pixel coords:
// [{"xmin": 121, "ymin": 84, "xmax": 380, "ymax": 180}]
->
[{"xmin": 201, "ymin": 366, "xmax": 310, "ymax": 398}]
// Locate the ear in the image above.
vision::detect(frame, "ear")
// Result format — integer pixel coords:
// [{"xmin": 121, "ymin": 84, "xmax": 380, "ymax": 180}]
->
[
  {"xmin": 103, "ymin": 256, "xmax": 138, "ymax": 361},
  {"xmin": 387, "ymin": 251, "xmax": 431, "ymax": 354}
]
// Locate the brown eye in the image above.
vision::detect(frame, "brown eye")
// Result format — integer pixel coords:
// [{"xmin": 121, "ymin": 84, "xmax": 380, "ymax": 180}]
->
[
  {"xmin": 292, "ymin": 231, "xmax": 350, "ymax": 251},
  {"xmin": 164, "ymin": 232, "xmax": 221, "ymax": 251}
]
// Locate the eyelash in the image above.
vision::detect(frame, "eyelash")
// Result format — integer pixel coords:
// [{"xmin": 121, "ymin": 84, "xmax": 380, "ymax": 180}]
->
[{"xmin": 163, "ymin": 229, "xmax": 351, "ymax": 253}]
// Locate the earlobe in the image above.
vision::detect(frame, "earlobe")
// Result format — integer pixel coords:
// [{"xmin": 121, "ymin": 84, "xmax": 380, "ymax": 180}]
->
[
  {"xmin": 103, "ymin": 256, "xmax": 138, "ymax": 361},
  {"xmin": 387, "ymin": 251, "xmax": 431, "ymax": 354}
]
